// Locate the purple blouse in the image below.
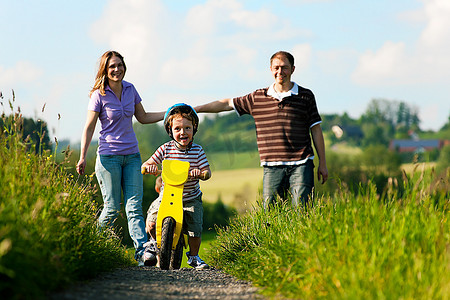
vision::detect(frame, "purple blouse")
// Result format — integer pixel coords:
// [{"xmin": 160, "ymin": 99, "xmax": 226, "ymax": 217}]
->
[{"xmin": 88, "ymin": 80, "xmax": 141, "ymax": 155}]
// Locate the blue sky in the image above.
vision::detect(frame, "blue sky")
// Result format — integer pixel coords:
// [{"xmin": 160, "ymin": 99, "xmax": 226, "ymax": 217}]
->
[{"xmin": 1, "ymin": 0, "xmax": 449, "ymax": 143}]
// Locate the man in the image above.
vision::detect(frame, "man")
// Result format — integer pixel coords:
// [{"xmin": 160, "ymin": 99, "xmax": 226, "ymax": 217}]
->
[{"xmin": 195, "ymin": 51, "xmax": 328, "ymax": 209}]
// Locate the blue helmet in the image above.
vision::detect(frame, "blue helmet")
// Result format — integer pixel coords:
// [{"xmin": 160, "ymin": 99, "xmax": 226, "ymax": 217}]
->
[{"xmin": 163, "ymin": 103, "xmax": 199, "ymax": 138}]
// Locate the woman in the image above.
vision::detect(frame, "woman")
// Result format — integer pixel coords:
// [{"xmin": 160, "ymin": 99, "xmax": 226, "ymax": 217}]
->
[{"xmin": 76, "ymin": 50, "xmax": 164, "ymax": 265}]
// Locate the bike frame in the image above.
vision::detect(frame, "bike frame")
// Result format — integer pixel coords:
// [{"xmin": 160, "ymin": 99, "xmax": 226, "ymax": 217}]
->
[{"xmin": 156, "ymin": 159, "xmax": 190, "ymax": 250}]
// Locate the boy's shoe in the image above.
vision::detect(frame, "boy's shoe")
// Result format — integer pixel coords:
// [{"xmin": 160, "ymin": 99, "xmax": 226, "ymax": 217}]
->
[
  {"xmin": 186, "ymin": 251, "xmax": 210, "ymax": 270},
  {"xmin": 142, "ymin": 241, "xmax": 157, "ymax": 266}
]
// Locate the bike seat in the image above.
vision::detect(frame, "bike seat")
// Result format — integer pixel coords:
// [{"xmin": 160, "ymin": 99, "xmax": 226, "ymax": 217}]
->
[{"xmin": 162, "ymin": 160, "xmax": 190, "ymax": 186}]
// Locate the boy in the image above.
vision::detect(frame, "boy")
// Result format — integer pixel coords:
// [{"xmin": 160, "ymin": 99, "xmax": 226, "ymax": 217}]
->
[{"xmin": 141, "ymin": 103, "xmax": 211, "ymax": 269}]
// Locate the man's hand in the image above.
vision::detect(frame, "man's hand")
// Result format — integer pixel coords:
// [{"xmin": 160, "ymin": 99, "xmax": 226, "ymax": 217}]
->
[{"xmin": 317, "ymin": 163, "xmax": 328, "ymax": 184}]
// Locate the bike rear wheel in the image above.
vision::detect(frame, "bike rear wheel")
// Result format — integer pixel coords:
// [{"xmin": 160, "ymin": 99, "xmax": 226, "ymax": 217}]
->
[{"xmin": 160, "ymin": 217, "xmax": 175, "ymax": 270}]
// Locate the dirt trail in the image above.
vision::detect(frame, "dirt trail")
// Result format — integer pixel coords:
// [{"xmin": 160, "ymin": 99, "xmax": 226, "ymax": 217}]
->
[{"xmin": 50, "ymin": 266, "xmax": 263, "ymax": 299}]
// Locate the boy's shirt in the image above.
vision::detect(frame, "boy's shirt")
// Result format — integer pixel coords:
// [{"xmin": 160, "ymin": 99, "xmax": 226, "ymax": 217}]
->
[{"xmin": 151, "ymin": 140, "xmax": 209, "ymax": 201}]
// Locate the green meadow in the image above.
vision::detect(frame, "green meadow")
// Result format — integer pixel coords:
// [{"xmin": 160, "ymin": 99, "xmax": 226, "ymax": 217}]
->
[
  {"xmin": 1, "ymin": 103, "xmax": 449, "ymax": 299},
  {"xmin": 206, "ymin": 170, "xmax": 449, "ymax": 299}
]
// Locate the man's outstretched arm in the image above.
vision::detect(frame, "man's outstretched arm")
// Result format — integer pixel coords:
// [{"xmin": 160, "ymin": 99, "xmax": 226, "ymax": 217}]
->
[{"xmin": 194, "ymin": 98, "xmax": 234, "ymax": 113}]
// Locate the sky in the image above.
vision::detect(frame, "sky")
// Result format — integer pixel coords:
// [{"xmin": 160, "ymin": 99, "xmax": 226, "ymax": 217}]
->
[{"xmin": 1, "ymin": 0, "xmax": 449, "ymax": 144}]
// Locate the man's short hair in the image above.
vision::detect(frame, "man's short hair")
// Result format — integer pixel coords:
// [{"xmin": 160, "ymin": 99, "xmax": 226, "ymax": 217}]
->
[{"xmin": 270, "ymin": 51, "xmax": 294, "ymax": 67}]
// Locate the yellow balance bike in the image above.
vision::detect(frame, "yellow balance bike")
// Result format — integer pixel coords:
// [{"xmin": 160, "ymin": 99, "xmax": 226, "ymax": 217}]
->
[{"xmin": 144, "ymin": 159, "xmax": 190, "ymax": 270}]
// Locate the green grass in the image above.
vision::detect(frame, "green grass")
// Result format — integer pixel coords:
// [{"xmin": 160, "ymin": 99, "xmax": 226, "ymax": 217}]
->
[
  {"xmin": 206, "ymin": 171, "xmax": 450, "ymax": 299},
  {"xmin": 0, "ymin": 110, "xmax": 134, "ymax": 298}
]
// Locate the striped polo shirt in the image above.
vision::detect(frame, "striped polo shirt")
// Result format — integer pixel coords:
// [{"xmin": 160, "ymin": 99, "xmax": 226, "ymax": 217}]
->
[
  {"xmin": 150, "ymin": 140, "xmax": 209, "ymax": 201},
  {"xmin": 233, "ymin": 83, "xmax": 322, "ymax": 166}
]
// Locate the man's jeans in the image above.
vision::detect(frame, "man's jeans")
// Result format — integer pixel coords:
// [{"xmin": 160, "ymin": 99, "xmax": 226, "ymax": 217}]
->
[
  {"xmin": 262, "ymin": 160, "xmax": 314, "ymax": 209},
  {"xmin": 95, "ymin": 153, "xmax": 147, "ymax": 259}
]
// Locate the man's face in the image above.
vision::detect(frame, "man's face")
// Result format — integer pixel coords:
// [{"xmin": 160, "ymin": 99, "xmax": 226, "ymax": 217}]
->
[{"xmin": 270, "ymin": 56, "xmax": 294, "ymax": 86}]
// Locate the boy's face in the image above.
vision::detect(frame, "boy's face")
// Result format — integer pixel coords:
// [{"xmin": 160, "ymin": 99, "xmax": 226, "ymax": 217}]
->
[{"xmin": 171, "ymin": 116, "xmax": 194, "ymax": 149}]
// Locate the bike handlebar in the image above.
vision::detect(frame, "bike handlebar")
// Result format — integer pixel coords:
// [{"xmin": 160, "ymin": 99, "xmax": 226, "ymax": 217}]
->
[{"xmin": 141, "ymin": 166, "xmax": 210, "ymax": 180}]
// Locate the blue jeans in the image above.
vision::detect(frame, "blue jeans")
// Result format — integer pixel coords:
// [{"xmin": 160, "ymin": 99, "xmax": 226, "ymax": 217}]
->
[
  {"xmin": 262, "ymin": 160, "xmax": 314, "ymax": 209},
  {"xmin": 95, "ymin": 153, "xmax": 147, "ymax": 259}
]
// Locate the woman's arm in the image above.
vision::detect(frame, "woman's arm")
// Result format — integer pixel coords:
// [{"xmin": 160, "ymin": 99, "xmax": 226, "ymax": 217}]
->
[
  {"xmin": 134, "ymin": 102, "xmax": 165, "ymax": 124},
  {"xmin": 76, "ymin": 110, "xmax": 99, "ymax": 175}
]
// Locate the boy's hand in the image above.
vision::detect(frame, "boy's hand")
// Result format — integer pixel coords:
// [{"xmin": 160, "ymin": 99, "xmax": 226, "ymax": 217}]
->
[
  {"xmin": 141, "ymin": 162, "xmax": 158, "ymax": 175},
  {"xmin": 189, "ymin": 169, "xmax": 211, "ymax": 180},
  {"xmin": 189, "ymin": 168, "xmax": 201, "ymax": 179}
]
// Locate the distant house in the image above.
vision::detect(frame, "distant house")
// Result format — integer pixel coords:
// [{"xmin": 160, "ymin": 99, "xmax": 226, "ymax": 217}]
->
[
  {"xmin": 389, "ymin": 139, "xmax": 449, "ymax": 152},
  {"xmin": 331, "ymin": 125, "xmax": 363, "ymax": 140}
]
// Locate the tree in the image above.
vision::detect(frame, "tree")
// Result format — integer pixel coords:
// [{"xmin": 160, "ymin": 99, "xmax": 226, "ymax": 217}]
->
[
  {"xmin": 359, "ymin": 98, "xmax": 420, "ymax": 146},
  {"xmin": 0, "ymin": 115, "xmax": 51, "ymax": 153}
]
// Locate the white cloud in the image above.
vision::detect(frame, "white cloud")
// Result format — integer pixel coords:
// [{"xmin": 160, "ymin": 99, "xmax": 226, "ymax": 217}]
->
[
  {"xmin": 352, "ymin": 41, "xmax": 410, "ymax": 85},
  {"xmin": 161, "ymin": 56, "xmax": 212, "ymax": 88},
  {"xmin": 283, "ymin": 0, "xmax": 333, "ymax": 4},
  {"xmin": 316, "ymin": 48, "xmax": 358, "ymax": 76},
  {"xmin": 419, "ymin": 0, "xmax": 450, "ymax": 49},
  {"xmin": 89, "ymin": 0, "xmax": 168, "ymax": 88},
  {"xmin": 290, "ymin": 44, "xmax": 312, "ymax": 73},
  {"xmin": 0, "ymin": 61, "xmax": 43, "ymax": 87},
  {"xmin": 230, "ymin": 8, "xmax": 277, "ymax": 29},
  {"xmin": 88, "ymin": 0, "xmax": 313, "ymax": 91},
  {"xmin": 352, "ymin": 0, "xmax": 450, "ymax": 86},
  {"xmin": 184, "ymin": 0, "xmax": 242, "ymax": 36}
]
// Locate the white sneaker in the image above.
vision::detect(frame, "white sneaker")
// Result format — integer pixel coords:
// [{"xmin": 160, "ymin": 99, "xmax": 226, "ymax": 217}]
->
[
  {"xmin": 142, "ymin": 241, "xmax": 157, "ymax": 266},
  {"xmin": 186, "ymin": 251, "xmax": 209, "ymax": 270}
]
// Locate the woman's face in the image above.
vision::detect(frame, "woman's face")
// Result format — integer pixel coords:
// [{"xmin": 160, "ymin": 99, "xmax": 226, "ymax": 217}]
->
[{"xmin": 107, "ymin": 55, "xmax": 125, "ymax": 83}]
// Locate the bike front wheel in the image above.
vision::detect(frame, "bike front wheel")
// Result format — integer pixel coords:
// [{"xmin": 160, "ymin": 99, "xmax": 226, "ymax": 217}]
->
[{"xmin": 160, "ymin": 217, "xmax": 175, "ymax": 270}]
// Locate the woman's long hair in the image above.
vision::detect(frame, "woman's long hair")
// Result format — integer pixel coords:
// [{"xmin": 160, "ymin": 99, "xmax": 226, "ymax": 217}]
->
[{"xmin": 89, "ymin": 51, "xmax": 127, "ymax": 97}]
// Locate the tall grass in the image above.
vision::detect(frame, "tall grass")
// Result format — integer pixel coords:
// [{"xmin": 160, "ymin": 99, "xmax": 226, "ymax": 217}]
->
[
  {"xmin": 207, "ymin": 169, "xmax": 449, "ymax": 299},
  {"xmin": 0, "ymin": 104, "xmax": 134, "ymax": 299}
]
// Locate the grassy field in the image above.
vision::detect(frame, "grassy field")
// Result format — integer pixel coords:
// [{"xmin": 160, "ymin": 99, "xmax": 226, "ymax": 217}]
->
[
  {"xmin": 401, "ymin": 162, "xmax": 437, "ymax": 174},
  {"xmin": 206, "ymin": 169, "xmax": 450, "ymax": 299},
  {"xmin": 200, "ymin": 168, "xmax": 263, "ymax": 213}
]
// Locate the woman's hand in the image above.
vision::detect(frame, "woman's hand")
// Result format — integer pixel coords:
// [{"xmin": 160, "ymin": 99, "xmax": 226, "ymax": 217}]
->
[{"xmin": 76, "ymin": 158, "xmax": 86, "ymax": 175}]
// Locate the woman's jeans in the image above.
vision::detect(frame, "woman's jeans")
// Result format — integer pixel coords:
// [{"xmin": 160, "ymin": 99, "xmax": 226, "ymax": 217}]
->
[
  {"xmin": 263, "ymin": 159, "xmax": 314, "ymax": 209},
  {"xmin": 95, "ymin": 153, "xmax": 147, "ymax": 259}
]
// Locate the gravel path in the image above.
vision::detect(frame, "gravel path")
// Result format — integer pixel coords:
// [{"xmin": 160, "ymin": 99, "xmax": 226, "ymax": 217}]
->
[{"xmin": 50, "ymin": 266, "xmax": 263, "ymax": 299}]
